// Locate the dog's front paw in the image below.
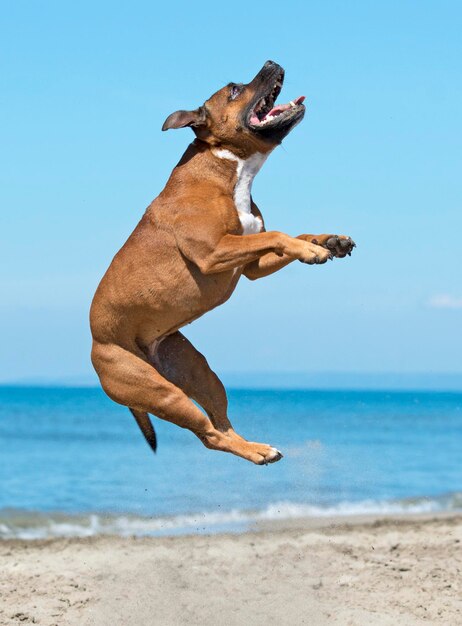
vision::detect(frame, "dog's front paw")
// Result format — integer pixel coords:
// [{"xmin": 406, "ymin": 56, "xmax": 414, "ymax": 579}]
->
[
  {"xmin": 297, "ymin": 241, "xmax": 333, "ymax": 265},
  {"xmin": 324, "ymin": 235, "xmax": 356, "ymax": 258},
  {"xmin": 300, "ymin": 234, "xmax": 356, "ymax": 258}
]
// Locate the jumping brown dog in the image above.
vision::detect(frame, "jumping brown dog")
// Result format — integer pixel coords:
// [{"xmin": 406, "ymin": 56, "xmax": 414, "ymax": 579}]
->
[{"xmin": 90, "ymin": 61, "xmax": 355, "ymax": 465}]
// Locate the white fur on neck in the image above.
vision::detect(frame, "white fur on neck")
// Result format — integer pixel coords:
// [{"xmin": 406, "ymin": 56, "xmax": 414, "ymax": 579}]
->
[{"xmin": 213, "ymin": 148, "xmax": 267, "ymax": 235}]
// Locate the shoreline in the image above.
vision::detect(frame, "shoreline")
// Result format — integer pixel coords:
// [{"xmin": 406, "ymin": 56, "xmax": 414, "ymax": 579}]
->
[
  {"xmin": 2, "ymin": 497, "xmax": 462, "ymax": 541},
  {"xmin": 253, "ymin": 509, "xmax": 462, "ymax": 532},
  {"xmin": 1, "ymin": 513, "xmax": 461, "ymax": 625}
]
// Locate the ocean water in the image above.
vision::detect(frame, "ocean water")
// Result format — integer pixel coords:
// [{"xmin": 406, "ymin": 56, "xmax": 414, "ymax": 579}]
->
[{"xmin": 0, "ymin": 386, "xmax": 461, "ymax": 539}]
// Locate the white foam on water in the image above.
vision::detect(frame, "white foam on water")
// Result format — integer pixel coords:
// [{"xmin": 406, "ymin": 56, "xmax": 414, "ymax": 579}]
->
[{"xmin": 1, "ymin": 493, "xmax": 461, "ymax": 540}]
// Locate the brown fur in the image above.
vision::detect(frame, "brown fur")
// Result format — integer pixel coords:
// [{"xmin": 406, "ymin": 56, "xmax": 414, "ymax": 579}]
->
[{"xmin": 90, "ymin": 62, "xmax": 355, "ymax": 465}]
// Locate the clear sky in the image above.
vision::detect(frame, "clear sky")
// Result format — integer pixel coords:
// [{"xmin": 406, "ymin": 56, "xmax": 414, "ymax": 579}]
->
[{"xmin": 1, "ymin": 1, "xmax": 461, "ymax": 385}]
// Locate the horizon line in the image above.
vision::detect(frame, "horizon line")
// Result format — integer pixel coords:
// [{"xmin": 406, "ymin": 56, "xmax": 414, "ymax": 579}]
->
[{"xmin": 1, "ymin": 370, "xmax": 462, "ymax": 393}]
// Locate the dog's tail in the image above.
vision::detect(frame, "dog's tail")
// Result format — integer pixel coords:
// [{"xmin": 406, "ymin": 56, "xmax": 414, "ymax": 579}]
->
[{"xmin": 129, "ymin": 408, "xmax": 157, "ymax": 453}]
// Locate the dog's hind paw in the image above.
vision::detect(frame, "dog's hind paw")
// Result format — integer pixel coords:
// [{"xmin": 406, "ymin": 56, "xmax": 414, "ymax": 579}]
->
[
  {"xmin": 201, "ymin": 430, "xmax": 284, "ymax": 465},
  {"xmin": 246, "ymin": 443, "xmax": 284, "ymax": 465},
  {"xmin": 260, "ymin": 447, "xmax": 283, "ymax": 465}
]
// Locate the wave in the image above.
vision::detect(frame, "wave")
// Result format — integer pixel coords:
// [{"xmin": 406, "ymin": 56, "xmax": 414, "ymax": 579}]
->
[{"xmin": 1, "ymin": 492, "xmax": 461, "ymax": 540}]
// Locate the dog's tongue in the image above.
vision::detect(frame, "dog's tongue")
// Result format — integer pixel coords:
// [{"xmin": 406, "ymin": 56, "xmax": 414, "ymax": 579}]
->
[
  {"xmin": 250, "ymin": 95, "xmax": 306, "ymax": 125},
  {"xmin": 267, "ymin": 95, "xmax": 305, "ymax": 117}
]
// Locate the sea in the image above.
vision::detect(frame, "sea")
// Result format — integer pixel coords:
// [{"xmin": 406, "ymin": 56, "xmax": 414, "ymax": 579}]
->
[{"xmin": 1, "ymin": 386, "xmax": 461, "ymax": 539}]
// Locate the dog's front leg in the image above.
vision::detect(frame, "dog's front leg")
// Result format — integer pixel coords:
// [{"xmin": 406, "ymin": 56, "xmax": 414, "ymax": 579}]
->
[
  {"xmin": 242, "ymin": 251, "xmax": 296, "ymax": 280},
  {"xmin": 242, "ymin": 234, "xmax": 356, "ymax": 280},
  {"xmin": 175, "ymin": 217, "xmax": 332, "ymax": 274}
]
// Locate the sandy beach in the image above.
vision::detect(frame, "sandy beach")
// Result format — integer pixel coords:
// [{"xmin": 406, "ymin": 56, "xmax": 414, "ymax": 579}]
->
[{"xmin": 1, "ymin": 514, "xmax": 461, "ymax": 626}]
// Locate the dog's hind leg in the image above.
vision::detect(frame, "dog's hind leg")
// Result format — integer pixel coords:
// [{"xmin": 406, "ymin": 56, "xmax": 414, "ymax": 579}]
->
[
  {"xmin": 92, "ymin": 340, "xmax": 281, "ymax": 465},
  {"xmin": 92, "ymin": 340, "xmax": 214, "ymax": 431},
  {"xmin": 149, "ymin": 332, "xmax": 283, "ymax": 465},
  {"xmin": 149, "ymin": 332, "xmax": 231, "ymax": 432}
]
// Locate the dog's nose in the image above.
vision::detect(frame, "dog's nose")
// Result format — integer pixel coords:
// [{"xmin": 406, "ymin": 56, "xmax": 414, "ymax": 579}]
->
[{"xmin": 264, "ymin": 60, "xmax": 278, "ymax": 68}]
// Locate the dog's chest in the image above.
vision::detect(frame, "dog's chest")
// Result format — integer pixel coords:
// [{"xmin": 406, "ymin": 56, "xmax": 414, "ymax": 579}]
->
[{"xmin": 214, "ymin": 149, "xmax": 267, "ymax": 235}]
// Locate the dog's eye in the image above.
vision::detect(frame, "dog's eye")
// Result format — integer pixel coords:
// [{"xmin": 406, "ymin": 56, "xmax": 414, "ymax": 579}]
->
[{"xmin": 230, "ymin": 84, "xmax": 243, "ymax": 99}]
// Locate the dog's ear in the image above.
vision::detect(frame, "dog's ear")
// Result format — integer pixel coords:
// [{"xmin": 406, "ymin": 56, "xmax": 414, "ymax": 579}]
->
[{"xmin": 162, "ymin": 107, "xmax": 206, "ymax": 131}]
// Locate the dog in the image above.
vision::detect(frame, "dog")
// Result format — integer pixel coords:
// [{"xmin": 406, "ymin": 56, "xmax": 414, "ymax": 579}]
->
[{"xmin": 90, "ymin": 60, "xmax": 355, "ymax": 465}]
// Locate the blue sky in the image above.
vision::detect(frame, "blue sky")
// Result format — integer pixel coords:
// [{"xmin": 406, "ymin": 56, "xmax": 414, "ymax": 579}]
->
[{"xmin": 1, "ymin": 1, "xmax": 461, "ymax": 385}]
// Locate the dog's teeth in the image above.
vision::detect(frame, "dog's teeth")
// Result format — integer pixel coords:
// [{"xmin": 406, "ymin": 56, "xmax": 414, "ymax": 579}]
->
[
  {"xmin": 289, "ymin": 101, "xmax": 296, "ymax": 107},
  {"xmin": 255, "ymin": 98, "xmax": 266, "ymax": 114}
]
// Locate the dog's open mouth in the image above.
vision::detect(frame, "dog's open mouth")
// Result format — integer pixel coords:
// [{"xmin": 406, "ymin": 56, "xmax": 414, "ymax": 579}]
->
[{"xmin": 247, "ymin": 70, "xmax": 306, "ymax": 131}]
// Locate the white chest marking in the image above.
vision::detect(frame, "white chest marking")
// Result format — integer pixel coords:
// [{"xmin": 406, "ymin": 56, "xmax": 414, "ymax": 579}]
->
[{"xmin": 213, "ymin": 148, "xmax": 267, "ymax": 235}]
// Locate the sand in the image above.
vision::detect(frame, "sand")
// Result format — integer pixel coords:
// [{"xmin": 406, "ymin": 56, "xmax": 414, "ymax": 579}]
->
[{"xmin": 1, "ymin": 514, "xmax": 461, "ymax": 626}]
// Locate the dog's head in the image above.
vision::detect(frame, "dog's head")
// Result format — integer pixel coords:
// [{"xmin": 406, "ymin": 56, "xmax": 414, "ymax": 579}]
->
[{"xmin": 162, "ymin": 61, "xmax": 306, "ymax": 156}]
